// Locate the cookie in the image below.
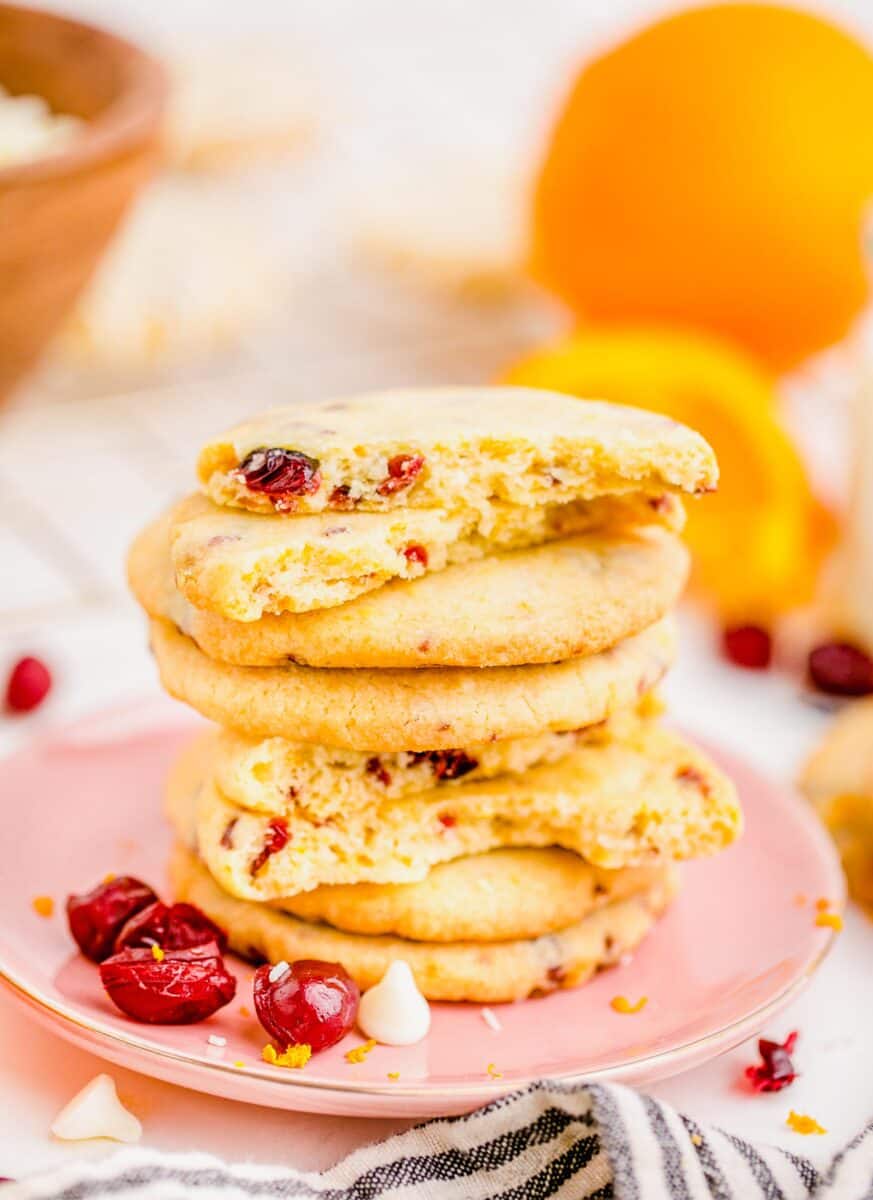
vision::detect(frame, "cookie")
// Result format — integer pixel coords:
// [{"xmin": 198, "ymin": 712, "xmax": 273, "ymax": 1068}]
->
[
  {"xmin": 168, "ymin": 490, "xmax": 683, "ymax": 621},
  {"xmin": 166, "ymin": 719, "xmax": 740, "ymax": 899},
  {"xmin": 201, "ymin": 698, "xmax": 658, "ymax": 820},
  {"xmin": 129, "ymin": 505, "xmax": 689, "ymax": 664},
  {"xmin": 799, "ymin": 698, "xmax": 873, "ymax": 911},
  {"xmin": 197, "ymin": 386, "xmax": 718, "ymax": 517},
  {"xmin": 275, "ymin": 853, "xmax": 668, "ymax": 943},
  {"xmin": 170, "ymin": 844, "xmax": 679, "ymax": 1002},
  {"xmin": 58, "ymin": 179, "xmax": 282, "ymax": 370},
  {"xmin": 149, "ymin": 616, "xmax": 677, "ymax": 750}
]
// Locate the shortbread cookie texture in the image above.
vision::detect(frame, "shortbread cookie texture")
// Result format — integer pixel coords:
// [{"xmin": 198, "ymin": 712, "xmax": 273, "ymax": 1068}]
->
[
  {"xmin": 169, "ymin": 490, "xmax": 683, "ymax": 621},
  {"xmin": 197, "ymin": 387, "xmax": 718, "ymax": 516},
  {"xmin": 166, "ymin": 721, "xmax": 740, "ymax": 900},
  {"xmin": 205, "ymin": 697, "xmax": 659, "ymax": 820},
  {"xmin": 800, "ymin": 698, "xmax": 873, "ymax": 912},
  {"xmin": 130, "ymin": 509, "xmax": 688, "ymax": 667},
  {"xmin": 275, "ymin": 852, "xmax": 669, "ymax": 943},
  {"xmin": 170, "ymin": 845, "xmax": 679, "ymax": 1002},
  {"xmin": 150, "ymin": 616, "xmax": 677, "ymax": 750}
]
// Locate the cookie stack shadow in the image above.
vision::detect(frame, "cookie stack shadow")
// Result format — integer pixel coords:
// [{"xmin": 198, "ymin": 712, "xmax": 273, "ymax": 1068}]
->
[{"xmin": 128, "ymin": 387, "xmax": 742, "ymax": 1003}]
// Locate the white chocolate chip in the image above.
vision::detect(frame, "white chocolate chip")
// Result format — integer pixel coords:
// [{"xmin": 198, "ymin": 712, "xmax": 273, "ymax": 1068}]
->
[
  {"xmin": 51, "ymin": 1075, "xmax": 142, "ymax": 1144},
  {"xmin": 358, "ymin": 960, "xmax": 431, "ymax": 1046}
]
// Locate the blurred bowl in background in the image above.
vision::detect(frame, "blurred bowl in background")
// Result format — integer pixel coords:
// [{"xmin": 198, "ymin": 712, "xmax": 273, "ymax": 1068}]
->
[{"xmin": 0, "ymin": 2, "xmax": 166, "ymax": 403}]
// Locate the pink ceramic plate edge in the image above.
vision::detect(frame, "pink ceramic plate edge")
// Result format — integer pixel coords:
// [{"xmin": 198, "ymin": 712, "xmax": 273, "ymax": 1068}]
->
[{"xmin": 0, "ymin": 702, "xmax": 846, "ymax": 1119}]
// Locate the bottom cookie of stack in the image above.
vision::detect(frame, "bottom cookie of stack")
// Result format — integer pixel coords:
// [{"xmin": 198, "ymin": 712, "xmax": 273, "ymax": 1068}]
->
[{"xmin": 170, "ymin": 844, "xmax": 679, "ymax": 1003}]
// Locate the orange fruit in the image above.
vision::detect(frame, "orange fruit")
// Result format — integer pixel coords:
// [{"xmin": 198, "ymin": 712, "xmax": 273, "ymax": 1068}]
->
[
  {"xmin": 502, "ymin": 326, "xmax": 832, "ymax": 620},
  {"xmin": 532, "ymin": 4, "xmax": 873, "ymax": 369}
]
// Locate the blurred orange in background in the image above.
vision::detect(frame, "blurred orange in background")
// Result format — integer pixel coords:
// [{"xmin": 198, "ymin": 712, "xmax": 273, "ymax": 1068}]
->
[
  {"xmin": 531, "ymin": 3, "xmax": 873, "ymax": 370},
  {"xmin": 503, "ymin": 327, "xmax": 835, "ymax": 622}
]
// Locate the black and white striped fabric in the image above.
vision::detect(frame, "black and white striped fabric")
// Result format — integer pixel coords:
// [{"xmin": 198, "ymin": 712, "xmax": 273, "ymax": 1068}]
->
[{"xmin": 5, "ymin": 1081, "xmax": 872, "ymax": 1200}]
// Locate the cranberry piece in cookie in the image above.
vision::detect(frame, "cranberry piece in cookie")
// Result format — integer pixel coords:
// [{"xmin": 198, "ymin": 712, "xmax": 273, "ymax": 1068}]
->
[
  {"xmin": 377, "ymin": 454, "xmax": 425, "ymax": 497},
  {"xmin": 66, "ymin": 876, "xmax": 158, "ymax": 962},
  {"xmin": 250, "ymin": 818, "xmax": 290, "ymax": 877},
  {"xmin": 254, "ymin": 959, "xmax": 359, "ymax": 1053},
  {"xmin": 100, "ymin": 942, "xmax": 236, "ymax": 1024},
  {"xmin": 237, "ymin": 448, "xmax": 321, "ymax": 500}
]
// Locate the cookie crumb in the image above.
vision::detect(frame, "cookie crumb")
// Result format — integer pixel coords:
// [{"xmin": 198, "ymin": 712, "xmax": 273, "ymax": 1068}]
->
[
  {"xmin": 32, "ymin": 896, "xmax": 53, "ymax": 918},
  {"xmin": 787, "ymin": 1110, "xmax": 826, "ymax": 1135},
  {"xmin": 345, "ymin": 1038, "xmax": 377, "ymax": 1064},
  {"xmin": 611, "ymin": 995, "xmax": 648, "ymax": 1014}
]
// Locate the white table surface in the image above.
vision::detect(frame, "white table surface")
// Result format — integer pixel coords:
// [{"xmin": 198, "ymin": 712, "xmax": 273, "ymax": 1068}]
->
[{"xmin": 0, "ymin": 605, "xmax": 870, "ymax": 1183}]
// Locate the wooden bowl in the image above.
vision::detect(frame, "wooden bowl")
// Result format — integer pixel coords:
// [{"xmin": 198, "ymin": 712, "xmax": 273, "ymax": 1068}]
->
[{"xmin": 0, "ymin": 4, "xmax": 167, "ymax": 401}]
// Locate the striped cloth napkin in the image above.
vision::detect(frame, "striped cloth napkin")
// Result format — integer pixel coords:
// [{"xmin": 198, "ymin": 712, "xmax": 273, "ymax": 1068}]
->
[{"xmin": 4, "ymin": 1080, "xmax": 870, "ymax": 1199}]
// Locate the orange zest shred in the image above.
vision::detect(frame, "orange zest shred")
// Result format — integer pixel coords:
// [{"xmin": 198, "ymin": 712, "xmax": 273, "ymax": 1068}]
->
[
  {"xmin": 31, "ymin": 896, "xmax": 54, "ymax": 918},
  {"xmin": 611, "ymin": 995, "xmax": 648, "ymax": 1014},
  {"xmin": 239, "ymin": 1006, "xmax": 251, "ymax": 1018},
  {"xmin": 486, "ymin": 1063, "xmax": 503, "ymax": 1079},
  {"xmin": 233, "ymin": 1060, "xmax": 245, "ymax": 1068},
  {"xmin": 345, "ymin": 1039, "xmax": 377, "ymax": 1064},
  {"xmin": 151, "ymin": 944, "xmax": 165, "ymax": 962},
  {"xmin": 815, "ymin": 897, "xmax": 832, "ymax": 911},
  {"xmin": 262, "ymin": 1043, "xmax": 311, "ymax": 1069},
  {"xmin": 103, "ymin": 873, "xmax": 116, "ymax": 884},
  {"xmin": 387, "ymin": 1072, "xmax": 400, "ymax": 1081},
  {"xmin": 787, "ymin": 1110, "xmax": 827, "ymax": 1135},
  {"xmin": 815, "ymin": 912, "xmax": 843, "ymax": 931}
]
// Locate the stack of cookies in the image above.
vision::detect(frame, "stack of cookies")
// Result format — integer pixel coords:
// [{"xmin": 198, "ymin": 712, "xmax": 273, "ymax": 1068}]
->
[{"xmin": 128, "ymin": 387, "xmax": 741, "ymax": 1003}]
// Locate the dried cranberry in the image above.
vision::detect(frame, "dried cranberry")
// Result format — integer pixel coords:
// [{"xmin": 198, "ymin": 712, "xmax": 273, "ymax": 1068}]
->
[
  {"xmin": 438, "ymin": 812, "xmax": 457, "ymax": 828},
  {"xmin": 237, "ymin": 448, "xmax": 321, "ymax": 498},
  {"xmin": 377, "ymin": 454, "xmax": 425, "ymax": 497},
  {"xmin": 329, "ymin": 485, "xmax": 354, "ymax": 509},
  {"xmin": 808, "ymin": 642, "xmax": 873, "ymax": 696},
  {"xmin": 365, "ymin": 756, "xmax": 392, "ymax": 787},
  {"xmin": 100, "ymin": 942, "xmax": 236, "ymax": 1024},
  {"xmin": 403, "ymin": 544, "xmax": 428, "ymax": 567},
  {"xmin": 67, "ymin": 876, "xmax": 158, "ymax": 963},
  {"xmin": 114, "ymin": 901, "xmax": 227, "ymax": 954},
  {"xmin": 745, "ymin": 1031, "xmax": 798, "ymax": 1093},
  {"xmin": 250, "ymin": 818, "xmax": 290, "ymax": 877},
  {"xmin": 675, "ymin": 765, "xmax": 710, "ymax": 795},
  {"xmin": 5, "ymin": 656, "xmax": 52, "ymax": 713},
  {"xmin": 253, "ymin": 959, "xmax": 359, "ymax": 1053},
  {"xmin": 410, "ymin": 749, "xmax": 479, "ymax": 781},
  {"xmin": 722, "ymin": 625, "xmax": 772, "ymax": 670},
  {"xmin": 220, "ymin": 818, "xmax": 238, "ymax": 849}
]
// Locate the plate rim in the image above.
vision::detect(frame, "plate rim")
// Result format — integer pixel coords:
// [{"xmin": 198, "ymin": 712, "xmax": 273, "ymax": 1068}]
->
[{"xmin": 0, "ymin": 713, "xmax": 847, "ymax": 1106}]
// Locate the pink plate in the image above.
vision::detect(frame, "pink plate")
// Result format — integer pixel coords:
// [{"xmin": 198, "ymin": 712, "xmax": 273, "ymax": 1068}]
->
[{"xmin": 0, "ymin": 702, "xmax": 844, "ymax": 1118}]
